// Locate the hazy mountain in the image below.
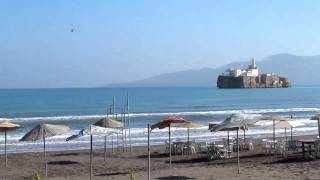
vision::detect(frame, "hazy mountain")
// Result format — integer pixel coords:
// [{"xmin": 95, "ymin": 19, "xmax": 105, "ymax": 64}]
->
[{"xmin": 106, "ymin": 53, "xmax": 320, "ymax": 87}]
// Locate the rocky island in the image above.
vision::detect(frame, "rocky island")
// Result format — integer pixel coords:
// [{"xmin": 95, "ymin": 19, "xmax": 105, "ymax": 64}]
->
[{"xmin": 217, "ymin": 59, "xmax": 291, "ymax": 88}]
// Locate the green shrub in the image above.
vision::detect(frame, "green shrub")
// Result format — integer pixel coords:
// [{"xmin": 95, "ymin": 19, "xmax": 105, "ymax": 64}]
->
[
  {"xmin": 34, "ymin": 172, "xmax": 41, "ymax": 180},
  {"xmin": 129, "ymin": 172, "xmax": 136, "ymax": 180}
]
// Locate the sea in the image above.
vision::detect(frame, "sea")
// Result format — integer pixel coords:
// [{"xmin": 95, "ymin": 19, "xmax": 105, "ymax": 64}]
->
[{"xmin": 0, "ymin": 86, "xmax": 320, "ymax": 153}]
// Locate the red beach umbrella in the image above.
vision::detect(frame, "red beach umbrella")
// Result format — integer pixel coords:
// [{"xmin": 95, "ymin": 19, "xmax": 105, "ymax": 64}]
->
[
  {"xmin": 151, "ymin": 115, "xmax": 186, "ymax": 130},
  {"xmin": 151, "ymin": 115, "xmax": 188, "ymax": 167}
]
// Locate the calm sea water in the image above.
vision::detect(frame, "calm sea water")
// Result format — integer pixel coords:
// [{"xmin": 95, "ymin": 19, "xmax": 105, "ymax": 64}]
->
[{"xmin": 1, "ymin": 86, "xmax": 320, "ymax": 153}]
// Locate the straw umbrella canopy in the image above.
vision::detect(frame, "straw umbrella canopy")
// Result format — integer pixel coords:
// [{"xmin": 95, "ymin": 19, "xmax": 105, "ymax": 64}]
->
[
  {"xmin": 94, "ymin": 117, "xmax": 123, "ymax": 128},
  {"xmin": 93, "ymin": 117, "xmax": 123, "ymax": 160},
  {"xmin": 66, "ymin": 125, "xmax": 121, "ymax": 180},
  {"xmin": 176, "ymin": 122, "xmax": 205, "ymax": 154},
  {"xmin": 310, "ymin": 114, "xmax": 320, "ymax": 138},
  {"xmin": 0, "ymin": 121, "xmax": 22, "ymax": 167},
  {"xmin": 260, "ymin": 116, "xmax": 291, "ymax": 142},
  {"xmin": 211, "ymin": 113, "xmax": 263, "ymax": 174},
  {"xmin": 273, "ymin": 120, "xmax": 305, "ymax": 140},
  {"xmin": 151, "ymin": 115, "xmax": 188, "ymax": 167},
  {"xmin": 20, "ymin": 124, "xmax": 70, "ymax": 176}
]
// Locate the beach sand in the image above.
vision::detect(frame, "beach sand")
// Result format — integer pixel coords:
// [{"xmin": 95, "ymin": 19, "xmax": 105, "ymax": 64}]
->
[{"xmin": 1, "ymin": 135, "xmax": 320, "ymax": 180}]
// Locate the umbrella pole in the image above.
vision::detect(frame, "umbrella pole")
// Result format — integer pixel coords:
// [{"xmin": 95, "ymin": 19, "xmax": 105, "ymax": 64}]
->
[
  {"xmin": 124, "ymin": 111, "xmax": 127, "ymax": 152},
  {"xmin": 227, "ymin": 131, "xmax": 230, "ymax": 158},
  {"xmin": 285, "ymin": 128, "xmax": 287, "ymax": 142},
  {"xmin": 112, "ymin": 135, "xmax": 114, "ymax": 154},
  {"xmin": 117, "ymin": 134, "xmax": 119, "ymax": 152},
  {"xmin": 187, "ymin": 127, "xmax": 190, "ymax": 155},
  {"xmin": 122, "ymin": 127, "xmax": 125, "ymax": 152},
  {"xmin": 318, "ymin": 120, "xmax": 320, "ymax": 139},
  {"xmin": 169, "ymin": 123, "xmax": 171, "ymax": 168},
  {"xmin": 127, "ymin": 94, "xmax": 132, "ymax": 152},
  {"xmin": 43, "ymin": 134, "xmax": 47, "ymax": 176},
  {"xmin": 243, "ymin": 129, "xmax": 246, "ymax": 143},
  {"xmin": 291, "ymin": 127, "xmax": 293, "ymax": 141},
  {"xmin": 5, "ymin": 129, "xmax": 7, "ymax": 168},
  {"xmin": 104, "ymin": 136, "xmax": 107, "ymax": 162},
  {"xmin": 90, "ymin": 135, "xmax": 93, "ymax": 180},
  {"xmin": 273, "ymin": 120, "xmax": 276, "ymax": 153},
  {"xmin": 148, "ymin": 124, "xmax": 151, "ymax": 180},
  {"xmin": 128, "ymin": 113, "xmax": 132, "ymax": 152},
  {"xmin": 237, "ymin": 128, "xmax": 240, "ymax": 174}
]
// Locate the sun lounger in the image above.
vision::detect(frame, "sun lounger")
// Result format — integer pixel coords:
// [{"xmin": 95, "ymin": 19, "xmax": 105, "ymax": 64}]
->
[
  {"xmin": 313, "ymin": 139, "xmax": 320, "ymax": 158},
  {"xmin": 287, "ymin": 140, "xmax": 299, "ymax": 152},
  {"xmin": 262, "ymin": 139, "xmax": 277, "ymax": 153},
  {"xmin": 207, "ymin": 143, "xmax": 228, "ymax": 160}
]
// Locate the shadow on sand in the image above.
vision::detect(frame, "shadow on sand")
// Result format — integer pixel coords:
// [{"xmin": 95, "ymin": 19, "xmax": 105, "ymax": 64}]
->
[
  {"xmin": 52, "ymin": 152, "xmax": 81, "ymax": 157},
  {"xmin": 137, "ymin": 152, "xmax": 169, "ymax": 158},
  {"xmin": 48, "ymin": 161, "xmax": 79, "ymax": 165},
  {"xmin": 95, "ymin": 172, "xmax": 128, "ymax": 176},
  {"xmin": 155, "ymin": 175, "xmax": 195, "ymax": 180}
]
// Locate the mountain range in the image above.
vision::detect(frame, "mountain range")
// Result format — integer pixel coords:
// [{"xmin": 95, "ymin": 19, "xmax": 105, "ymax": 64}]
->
[{"xmin": 106, "ymin": 53, "xmax": 320, "ymax": 87}]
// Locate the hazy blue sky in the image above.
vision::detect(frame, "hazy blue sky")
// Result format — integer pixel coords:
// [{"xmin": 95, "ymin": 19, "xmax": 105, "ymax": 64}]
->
[{"xmin": 1, "ymin": 1, "xmax": 320, "ymax": 88}]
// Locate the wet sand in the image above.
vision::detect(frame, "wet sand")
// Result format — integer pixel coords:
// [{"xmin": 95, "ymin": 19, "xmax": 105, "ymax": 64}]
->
[{"xmin": 1, "ymin": 135, "xmax": 320, "ymax": 180}]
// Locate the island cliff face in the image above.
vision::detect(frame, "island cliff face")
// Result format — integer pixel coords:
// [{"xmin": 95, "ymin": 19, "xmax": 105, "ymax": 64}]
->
[
  {"xmin": 217, "ymin": 74, "xmax": 291, "ymax": 88},
  {"xmin": 217, "ymin": 59, "xmax": 291, "ymax": 88}
]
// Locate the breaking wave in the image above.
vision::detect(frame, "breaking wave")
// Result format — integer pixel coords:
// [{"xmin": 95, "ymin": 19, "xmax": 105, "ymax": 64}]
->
[{"xmin": 1, "ymin": 107, "xmax": 320, "ymax": 122}]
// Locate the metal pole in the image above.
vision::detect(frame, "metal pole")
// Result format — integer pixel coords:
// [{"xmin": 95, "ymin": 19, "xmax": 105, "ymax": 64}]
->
[
  {"xmin": 291, "ymin": 127, "xmax": 293, "ymax": 141},
  {"xmin": 237, "ymin": 128, "xmax": 240, "ymax": 174},
  {"xmin": 273, "ymin": 120, "xmax": 276, "ymax": 152},
  {"xmin": 104, "ymin": 136, "xmax": 107, "ymax": 162},
  {"xmin": 43, "ymin": 133, "xmax": 47, "ymax": 176},
  {"xmin": 169, "ymin": 123, "xmax": 171, "ymax": 167},
  {"xmin": 227, "ymin": 130, "xmax": 230, "ymax": 158},
  {"xmin": 117, "ymin": 134, "xmax": 119, "ymax": 151},
  {"xmin": 124, "ymin": 109, "xmax": 127, "ymax": 152},
  {"xmin": 285, "ymin": 128, "xmax": 287, "ymax": 142},
  {"xmin": 148, "ymin": 124, "xmax": 151, "ymax": 180},
  {"xmin": 5, "ymin": 129, "xmax": 7, "ymax": 168},
  {"xmin": 90, "ymin": 135, "xmax": 93, "ymax": 180},
  {"xmin": 122, "ymin": 114, "xmax": 125, "ymax": 152},
  {"xmin": 113, "ymin": 96, "xmax": 115, "ymax": 115},
  {"xmin": 318, "ymin": 120, "xmax": 320, "ymax": 138},
  {"xmin": 127, "ymin": 93, "xmax": 132, "ymax": 152},
  {"xmin": 187, "ymin": 127, "xmax": 190, "ymax": 155},
  {"xmin": 112, "ymin": 134, "xmax": 114, "ymax": 153},
  {"xmin": 273, "ymin": 120, "xmax": 275, "ymax": 141}
]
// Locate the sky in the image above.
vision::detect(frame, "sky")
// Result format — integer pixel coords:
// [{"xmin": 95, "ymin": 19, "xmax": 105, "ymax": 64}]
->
[{"xmin": 1, "ymin": 0, "xmax": 320, "ymax": 88}]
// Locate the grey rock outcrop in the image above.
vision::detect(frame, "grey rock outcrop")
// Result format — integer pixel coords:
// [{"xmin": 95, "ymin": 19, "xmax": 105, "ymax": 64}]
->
[{"xmin": 217, "ymin": 74, "xmax": 291, "ymax": 88}]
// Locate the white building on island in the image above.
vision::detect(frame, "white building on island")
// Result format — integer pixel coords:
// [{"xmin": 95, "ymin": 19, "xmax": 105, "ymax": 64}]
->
[{"xmin": 223, "ymin": 59, "xmax": 259, "ymax": 77}]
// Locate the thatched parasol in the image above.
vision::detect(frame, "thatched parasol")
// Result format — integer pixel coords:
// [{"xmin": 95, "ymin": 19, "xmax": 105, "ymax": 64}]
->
[
  {"xmin": 20, "ymin": 124, "xmax": 70, "ymax": 176},
  {"xmin": 0, "ymin": 121, "xmax": 21, "ymax": 167},
  {"xmin": 273, "ymin": 120, "xmax": 305, "ymax": 140},
  {"xmin": 94, "ymin": 117, "xmax": 123, "ymax": 128},
  {"xmin": 310, "ymin": 114, "xmax": 320, "ymax": 138},
  {"xmin": 260, "ymin": 116, "xmax": 291, "ymax": 142}
]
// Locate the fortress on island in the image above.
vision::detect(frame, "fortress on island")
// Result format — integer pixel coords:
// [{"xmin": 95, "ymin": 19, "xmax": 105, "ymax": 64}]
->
[{"xmin": 217, "ymin": 59, "xmax": 291, "ymax": 88}]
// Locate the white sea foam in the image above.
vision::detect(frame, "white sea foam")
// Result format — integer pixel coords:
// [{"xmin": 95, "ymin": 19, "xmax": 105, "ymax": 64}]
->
[
  {"xmin": 1, "ymin": 108, "xmax": 320, "ymax": 153},
  {"xmin": 1, "ymin": 107, "xmax": 320, "ymax": 122}
]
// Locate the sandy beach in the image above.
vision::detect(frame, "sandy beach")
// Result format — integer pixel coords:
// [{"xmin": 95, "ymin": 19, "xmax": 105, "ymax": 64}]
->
[{"xmin": 1, "ymin": 135, "xmax": 320, "ymax": 180}]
